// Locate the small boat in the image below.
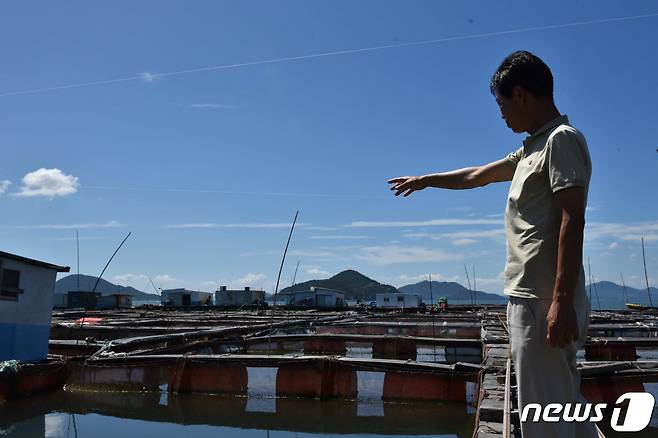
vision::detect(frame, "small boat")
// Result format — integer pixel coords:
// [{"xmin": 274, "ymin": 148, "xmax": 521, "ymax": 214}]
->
[
  {"xmin": 623, "ymin": 239, "xmax": 656, "ymax": 312},
  {"xmin": 625, "ymin": 303, "xmax": 651, "ymax": 311}
]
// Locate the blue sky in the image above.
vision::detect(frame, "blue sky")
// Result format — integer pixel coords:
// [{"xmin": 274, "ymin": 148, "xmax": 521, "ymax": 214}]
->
[{"xmin": 1, "ymin": 1, "xmax": 657, "ymax": 294}]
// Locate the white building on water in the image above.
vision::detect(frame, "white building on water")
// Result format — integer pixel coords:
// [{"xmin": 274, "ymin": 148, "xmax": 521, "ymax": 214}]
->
[
  {"xmin": 214, "ymin": 286, "xmax": 265, "ymax": 307},
  {"xmin": 282, "ymin": 286, "xmax": 347, "ymax": 309},
  {"xmin": 161, "ymin": 288, "xmax": 214, "ymax": 306},
  {"xmin": 0, "ymin": 250, "xmax": 70, "ymax": 362},
  {"xmin": 376, "ymin": 292, "xmax": 422, "ymax": 309}
]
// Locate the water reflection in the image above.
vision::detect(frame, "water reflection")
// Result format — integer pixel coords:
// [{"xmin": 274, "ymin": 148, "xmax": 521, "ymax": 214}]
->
[{"xmin": 0, "ymin": 390, "xmax": 475, "ymax": 437}]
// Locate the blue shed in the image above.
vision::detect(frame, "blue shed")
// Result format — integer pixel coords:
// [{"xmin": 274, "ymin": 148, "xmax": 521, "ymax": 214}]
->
[{"xmin": 0, "ymin": 251, "xmax": 70, "ymax": 362}]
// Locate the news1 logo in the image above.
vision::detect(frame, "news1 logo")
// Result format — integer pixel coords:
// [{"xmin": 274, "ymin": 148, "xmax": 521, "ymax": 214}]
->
[{"xmin": 520, "ymin": 392, "xmax": 656, "ymax": 432}]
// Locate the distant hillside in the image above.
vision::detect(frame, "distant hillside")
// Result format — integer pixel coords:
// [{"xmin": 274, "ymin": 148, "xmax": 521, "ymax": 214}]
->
[
  {"xmin": 398, "ymin": 279, "xmax": 658, "ymax": 309},
  {"xmin": 279, "ymin": 269, "xmax": 398, "ymax": 300},
  {"xmin": 56, "ymin": 274, "xmax": 159, "ymax": 301},
  {"xmin": 586, "ymin": 281, "xmax": 658, "ymax": 310},
  {"xmin": 399, "ymin": 280, "xmax": 507, "ymax": 304}
]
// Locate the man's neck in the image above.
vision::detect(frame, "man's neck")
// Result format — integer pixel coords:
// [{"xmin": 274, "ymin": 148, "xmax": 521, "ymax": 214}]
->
[{"xmin": 527, "ymin": 103, "xmax": 561, "ymax": 135}]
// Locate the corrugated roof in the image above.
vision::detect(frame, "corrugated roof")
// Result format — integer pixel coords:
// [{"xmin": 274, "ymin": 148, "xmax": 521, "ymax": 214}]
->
[{"xmin": 0, "ymin": 250, "xmax": 70, "ymax": 272}]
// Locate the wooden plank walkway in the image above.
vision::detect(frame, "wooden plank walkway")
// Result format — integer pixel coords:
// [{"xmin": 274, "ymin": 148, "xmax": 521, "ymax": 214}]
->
[{"xmin": 473, "ymin": 316, "xmax": 520, "ymax": 437}]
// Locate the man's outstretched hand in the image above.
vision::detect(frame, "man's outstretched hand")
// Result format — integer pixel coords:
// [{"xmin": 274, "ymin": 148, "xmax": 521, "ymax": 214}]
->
[
  {"xmin": 546, "ymin": 300, "xmax": 580, "ymax": 348},
  {"xmin": 388, "ymin": 175, "xmax": 427, "ymax": 197}
]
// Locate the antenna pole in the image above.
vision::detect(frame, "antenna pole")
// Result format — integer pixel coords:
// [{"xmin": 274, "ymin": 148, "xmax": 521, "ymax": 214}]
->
[
  {"xmin": 90, "ymin": 232, "xmax": 132, "ymax": 295},
  {"xmin": 268, "ymin": 211, "xmax": 299, "ymax": 354},
  {"xmin": 587, "ymin": 257, "xmax": 593, "ymax": 303},
  {"xmin": 290, "ymin": 260, "xmax": 300, "ymax": 293},
  {"xmin": 76, "ymin": 230, "xmax": 80, "ymax": 292},
  {"xmin": 464, "ymin": 264, "xmax": 473, "ymax": 306},
  {"xmin": 78, "ymin": 232, "xmax": 131, "ymax": 337},
  {"xmin": 472, "ymin": 265, "xmax": 477, "ymax": 306},
  {"xmin": 642, "ymin": 237, "xmax": 654, "ymax": 307},
  {"xmin": 428, "ymin": 274, "xmax": 437, "ymax": 358},
  {"xmin": 149, "ymin": 276, "xmax": 161, "ymax": 296},
  {"xmin": 620, "ymin": 272, "xmax": 628, "ymax": 304}
]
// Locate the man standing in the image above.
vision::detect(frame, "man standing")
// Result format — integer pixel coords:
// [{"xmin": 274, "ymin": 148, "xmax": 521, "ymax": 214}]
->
[{"xmin": 388, "ymin": 51, "xmax": 597, "ymax": 437}]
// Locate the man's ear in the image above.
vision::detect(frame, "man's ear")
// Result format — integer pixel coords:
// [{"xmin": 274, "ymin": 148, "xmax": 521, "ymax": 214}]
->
[{"xmin": 512, "ymin": 85, "xmax": 526, "ymax": 105}]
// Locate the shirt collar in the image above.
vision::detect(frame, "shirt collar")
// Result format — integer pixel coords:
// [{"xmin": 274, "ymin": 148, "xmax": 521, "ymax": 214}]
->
[{"xmin": 523, "ymin": 115, "xmax": 569, "ymax": 147}]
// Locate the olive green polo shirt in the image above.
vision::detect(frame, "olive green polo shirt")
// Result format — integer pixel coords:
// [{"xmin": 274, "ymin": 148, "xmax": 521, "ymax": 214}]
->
[{"xmin": 503, "ymin": 115, "xmax": 591, "ymax": 300}]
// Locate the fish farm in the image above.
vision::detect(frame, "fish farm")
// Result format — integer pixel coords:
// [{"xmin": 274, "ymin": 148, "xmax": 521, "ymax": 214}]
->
[{"xmin": 2, "ymin": 305, "xmax": 657, "ymax": 438}]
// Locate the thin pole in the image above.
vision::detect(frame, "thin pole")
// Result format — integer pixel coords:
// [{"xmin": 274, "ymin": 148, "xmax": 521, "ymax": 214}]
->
[
  {"xmin": 591, "ymin": 272, "xmax": 602, "ymax": 311},
  {"xmin": 90, "ymin": 232, "xmax": 132, "ymax": 295},
  {"xmin": 268, "ymin": 211, "xmax": 299, "ymax": 354},
  {"xmin": 464, "ymin": 264, "xmax": 473, "ymax": 306},
  {"xmin": 472, "ymin": 265, "xmax": 477, "ymax": 306},
  {"xmin": 287, "ymin": 260, "xmax": 300, "ymax": 322},
  {"xmin": 290, "ymin": 260, "xmax": 300, "ymax": 293},
  {"xmin": 503, "ymin": 357, "xmax": 512, "ymax": 438},
  {"xmin": 428, "ymin": 274, "xmax": 434, "ymax": 310},
  {"xmin": 78, "ymin": 232, "xmax": 131, "ymax": 330},
  {"xmin": 428, "ymin": 274, "xmax": 437, "ymax": 359},
  {"xmin": 76, "ymin": 230, "xmax": 80, "ymax": 292},
  {"xmin": 149, "ymin": 276, "xmax": 161, "ymax": 296},
  {"xmin": 588, "ymin": 257, "xmax": 593, "ymax": 304},
  {"xmin": 642, "ymin": 237, "xmax": 654, "ymax": 307},
  {"xmin": 620, "ymin": 272, "xmax": 628, "ymax": 304}
]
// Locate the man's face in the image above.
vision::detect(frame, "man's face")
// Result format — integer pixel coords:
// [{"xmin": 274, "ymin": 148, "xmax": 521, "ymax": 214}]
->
[{"xmin": 495, "ymin": 87, "xmax": 528, "ymax": 133}]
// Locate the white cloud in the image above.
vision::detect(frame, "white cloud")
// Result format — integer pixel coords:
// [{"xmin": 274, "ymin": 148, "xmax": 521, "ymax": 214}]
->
[
  {"xmin": 141, "ymin": 72, "xmax": 156, "ymax": 83},
  {"xmin": 165, "ymin": 222, "xmax": 307, "ymax": 229},
  {"xmin": 586, "ymin": 221, "xmax": 658, "ymax": 242},
  {"xmin": 310, "ymin": 235, "xmax": 369, "ymax": 240},
  {"xmin": 397, "ymin": 273, "xmax": 460, "ymax": 284},
  {"xmin": 356, "ymin": 245, "xmax": 462, "ymax": 266},
  {"xmin": 306, "ymin": 267, "xmax": 331, "ymax": 277},
  {"xmin": 473, "ymin": 271, "xmax": 506, "ymax": 291},
  {"xmin": 201, "ymin": 280, "xmax": 221, "ymax": 289},
  {"xmin": 113, "ymin": 273, "xmax": 149, "ymax": 287},
  {"xmin": 113, "ymin": 273, "xmax": 181, "ymax": 291},
  {"xmin": 234, "ymin": 272, "xmax": 266, "ymax": 286},
  {"xmin": 0, "ymin": 180, "xmax": 11, "ymax": 195},
  {"xmin": 4, "ymin": 220, "xmax": 123, "ymax": 230},
  {"xmin": 347, "ymin": 218, "xmax": 502, "ymax": 228},
  {"xmin": 402, "ymin": 232, "xmax": 430, "ymax": 239},
  {"xmin": 623, "ymin": 234, "xmax": 658, "ymax": 242},
  {"xmin": 189, "ymin": 103, "xmax": 236, "ymax": 109},
  {"xmin": 154, "ymin": 274, "xmax": 180, "ymax": 286},
  {"xmin": 438, "ymin": 229, "xmax": 505, "ymax": 239},
  {"xmin": 208, "ymin": 273, "xmax": 268, "ymax": 290},
  {"xmin": 289, "ymin": 249, "xmax": 337, "ymax": 258},
  {"xmin": 452, "ymin": 238, "xmax": 478, "ymax": 246},
  {"xmin": 608, "ymin": 242, "xmax": 619, "ymax": 250},
  {"xmin": 403, "ymin": 228, "xmax": 505, "ymax": 240},
  {"xmin": 45, "ymin": 414, "xmax": 67, "ymax": 438},
  {"xmin": 42, "ymin": 235, "xmax": 107, "ymax": 241},
  {"xmin": 402, "ymin": 228, "xmax": 505, "ymax": 247},
  {"xmin": 14, "ymin": 168, "xmax": 79, "ymax": 198},
  {"xmin": 304, "ymin": 226, "xmax": 339, "ymax": 231}
]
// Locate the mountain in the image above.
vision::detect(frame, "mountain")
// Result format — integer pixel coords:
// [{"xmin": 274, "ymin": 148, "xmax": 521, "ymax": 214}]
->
[
  {"xmin": 399, "ymin": 280, "xmax": 507, "ymax": 304},
  {"xmin": 398, "ymin": 279, "xmax": 658, "ymax": 309},
  {"xmin": 279, "ymin": 269, "xmax": 398, "ymax": 300},
  {"xmin": 586, "ymin": 281, "xmax": 658, "ymax": 310},
  {"xmin": 55, "ymin": 274, "xmax": 159, "ymax": 301}
]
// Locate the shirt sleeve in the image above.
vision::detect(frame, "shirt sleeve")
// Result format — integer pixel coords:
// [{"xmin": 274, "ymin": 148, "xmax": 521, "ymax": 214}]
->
[
  {"xmin": 505, "ymin": 147, "xmax": 524, "ymax": 169},
  {"xmin": 547, "ymin": 127, "xmax": 590, "ymax": 193}
]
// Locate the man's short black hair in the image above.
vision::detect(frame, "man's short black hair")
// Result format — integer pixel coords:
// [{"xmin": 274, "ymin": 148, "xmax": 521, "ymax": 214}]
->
[{"xmin": 490, "ymin": 51, "xmax": 553, "ymax": 99}]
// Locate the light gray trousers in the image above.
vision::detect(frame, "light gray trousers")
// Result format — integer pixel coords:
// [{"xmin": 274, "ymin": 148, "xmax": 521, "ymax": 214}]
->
[{"xmin": 507, "ymin": 289, "xmax": 599, "ymax": 438}]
